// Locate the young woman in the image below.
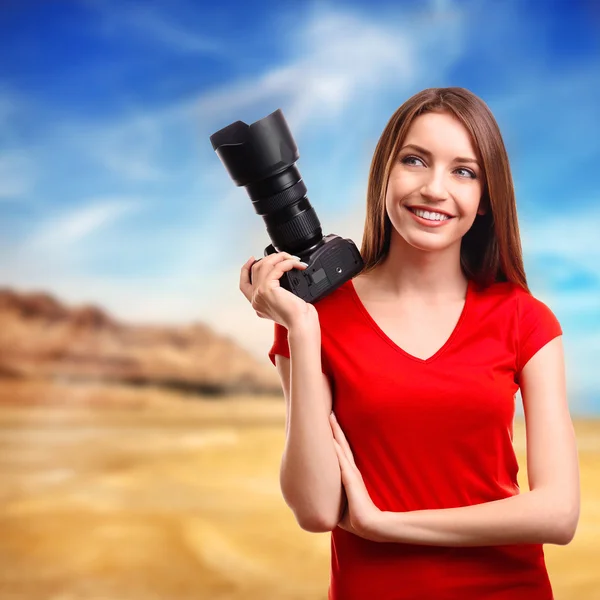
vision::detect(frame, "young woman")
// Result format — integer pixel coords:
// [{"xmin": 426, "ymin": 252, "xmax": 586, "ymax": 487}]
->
[{"xmin": 239, "ymin": 87, "xmax": 580, "ymax": 600}]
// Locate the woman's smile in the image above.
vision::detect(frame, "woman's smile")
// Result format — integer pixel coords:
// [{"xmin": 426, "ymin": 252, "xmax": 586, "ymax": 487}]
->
[{"xmin": 404, "ymin": 205, "xmax": 455, "ymax": 228}]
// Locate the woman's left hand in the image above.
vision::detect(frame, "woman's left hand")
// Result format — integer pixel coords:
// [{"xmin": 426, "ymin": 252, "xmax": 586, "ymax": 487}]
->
[{"xmin": 329, "ymin": 412, "xmax": 384, "ymax": 542}]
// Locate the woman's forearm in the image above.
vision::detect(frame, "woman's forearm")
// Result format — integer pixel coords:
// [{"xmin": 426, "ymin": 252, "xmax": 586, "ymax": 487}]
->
[
  {"xmin": 279, "ymin": 318, "xmax": 344, "ymax": 532},
  {"xmin": 370, "ymin": 489, "xmax": 576, "ymax": 546}
]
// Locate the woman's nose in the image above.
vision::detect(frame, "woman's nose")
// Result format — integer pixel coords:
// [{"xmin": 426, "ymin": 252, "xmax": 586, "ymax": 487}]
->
[{"xmin": 420, "ymin": 170, "xmax": 449, "ymax": 201}]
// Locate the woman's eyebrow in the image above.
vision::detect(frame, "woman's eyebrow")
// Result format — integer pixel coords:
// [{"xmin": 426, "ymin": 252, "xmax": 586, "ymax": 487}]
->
[{"xmin": 401, "ymin": 144, "xmax": 480, "ymax": 166}]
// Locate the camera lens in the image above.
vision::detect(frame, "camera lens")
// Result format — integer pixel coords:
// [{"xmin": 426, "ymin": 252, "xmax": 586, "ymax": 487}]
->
[{"xmin": 210, "ymin": 109, "xmax": 323, "ymax": 256}]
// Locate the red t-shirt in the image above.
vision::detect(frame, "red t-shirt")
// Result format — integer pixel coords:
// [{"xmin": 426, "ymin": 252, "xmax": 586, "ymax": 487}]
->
[{"xmin": 268, "ymin": 277, "xmax": 563, "ymax": 600}]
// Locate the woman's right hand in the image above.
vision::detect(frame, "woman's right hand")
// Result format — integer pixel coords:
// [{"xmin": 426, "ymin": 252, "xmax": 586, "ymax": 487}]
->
[{"xmin": 239, "ymin": 252, "xmax": 318, "ymax": 329}]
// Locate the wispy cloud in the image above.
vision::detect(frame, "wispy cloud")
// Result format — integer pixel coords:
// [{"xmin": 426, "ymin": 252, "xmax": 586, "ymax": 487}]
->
[
  {"xmin": 520, "ymin": 202, "xmax": 600, "ymax": 295},
  {"xmin": 28, "ymin": 198, "xmax": 140, "ymax": 248},
  {"xmin": 78, "ymin": 115, "xmax": 168, "ymax": 182},
  {"xmin": 84, "ymin": 0, "xmax": 225, "ymax": 57},
  {"xmin": 0, "ymin": 198, "xmax": 142, "ymax": 293},
  {"xmin": 191, "ymin": 2, "xmax": 466, "ymax": 131}
]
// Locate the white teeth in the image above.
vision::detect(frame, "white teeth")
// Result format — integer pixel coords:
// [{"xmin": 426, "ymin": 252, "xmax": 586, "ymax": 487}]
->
[{"xmin": 412, "ymin": 208, "xmax": 450, "ymax": 221}]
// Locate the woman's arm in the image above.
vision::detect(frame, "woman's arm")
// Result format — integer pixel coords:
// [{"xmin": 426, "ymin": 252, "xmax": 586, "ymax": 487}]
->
[
  {"xmin": 332, "ymin": 336, "xmax": 580, "ymax": 546},
  {"xmin": 276, "ymin": 315, "xmax": 345, "ymax": 532},
  {"xmin": 371, "ymin": 489, "xmax": 573, "ymax": 546}
]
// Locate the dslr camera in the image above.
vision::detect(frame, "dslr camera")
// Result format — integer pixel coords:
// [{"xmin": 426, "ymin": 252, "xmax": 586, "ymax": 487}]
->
[{"xmin": 210, "ymin": 109, "xmax": 364, "ymax": 304}]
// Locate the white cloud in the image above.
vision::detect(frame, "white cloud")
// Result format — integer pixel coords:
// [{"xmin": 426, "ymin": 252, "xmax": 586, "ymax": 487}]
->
[
  {"xmin": 190, "ymin": 2, "xmax": 466, "ymax": 131},
  {"xmin": 520, "ymin": 203, "xmax": 600, "ymax": 291},
  {"xmin": 85, "ymin": 0, "xmax": 225, "ymax": 57},
  {"xmin": 74, "ymin": 115, "xmax": 168, "ymax": 183},
  {"xmin": 0, "ymin": 198, "xmax": 143, "ymax": 302},
  {"xmin": 27, "ymin": 198, "xmax": 141, "ymax": 249},
  {"xmin": 28, "ymin": 2, "xmax": 467, "ymax": 196}
]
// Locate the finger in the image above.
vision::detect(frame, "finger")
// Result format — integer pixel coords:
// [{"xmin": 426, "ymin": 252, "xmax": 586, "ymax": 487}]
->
[
  {"xmin": 248, "ymin": 257, "xmax": 262, "ymax": 286},
  {"xmin": 264, "ymin": 257, "xmax": 308, "ymax": 288},
  {"xmin": 333, "ymin": 439, "xmax": 348, "ymax": 470},
  {"xmin": 240, "ymin": 253, "xmax": 305, "ymax": 300},
  {"xmin": 269, "ymin": 251, "xmax": 300, "ymax": 263},
  {"xmin": 330, "ymin": 413, "xmax": 356, "ymax": 466},
  {"xmin": 332, "ymin": 440, "xmax": 346, "ymax": 476},
  {"xmin": 239, "ymin": 256, "xmax": 256, "ymax": 300},
  {"xmin": 334, "ymin": 447, "xmax": 364, "ymax": 511},
  {"xmin": 247, "ymin": 252, "xmax": 306, "ymax": 290},
  {"xmin": 333, "ymin": 433, "xmax": 366, "ymax": 491},
  {"xmin": 333, "ymin": 440, "xmax": 355, "ymax": 488},
  {"xmin": 259, "ymin": 252, "xmax": 299, "ymax": 272}
]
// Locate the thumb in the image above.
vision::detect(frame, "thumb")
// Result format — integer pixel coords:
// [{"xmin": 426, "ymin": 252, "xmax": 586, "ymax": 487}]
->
[{"xmin": 240, "ymin": 256, "xmax": 256, "ymax": 294}]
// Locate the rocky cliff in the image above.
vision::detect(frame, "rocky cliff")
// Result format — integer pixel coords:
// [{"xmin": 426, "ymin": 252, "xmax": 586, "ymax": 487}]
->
[{"xmin": 0, "ymin": 289, "xmax": 282, "ymax": 396}]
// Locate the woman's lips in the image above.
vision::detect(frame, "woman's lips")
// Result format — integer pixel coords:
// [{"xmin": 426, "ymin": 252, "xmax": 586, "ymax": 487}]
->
[{"xmin": 405, "ymin": 206, "xmax": 454, "ymax": 227}]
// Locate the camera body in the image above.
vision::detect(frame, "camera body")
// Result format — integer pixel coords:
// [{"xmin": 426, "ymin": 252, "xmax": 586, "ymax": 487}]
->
[{"xmin": 263, "ymin": 234, "xmax": 363, "ymax": 303}]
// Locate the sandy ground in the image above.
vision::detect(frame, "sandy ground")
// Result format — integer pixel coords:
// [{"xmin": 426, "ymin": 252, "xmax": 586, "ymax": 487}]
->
[{"xmin": 0, "ymin": 379, "xmax": 598, "ymax": 600}]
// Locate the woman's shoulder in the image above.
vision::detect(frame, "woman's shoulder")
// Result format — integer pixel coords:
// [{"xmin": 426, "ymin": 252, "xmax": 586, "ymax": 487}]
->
[
  {"xmin": 473, "ymin": 279, "xmax": 560, "ymax": 322},
  {"xmin": 469, "ymin": 279, "xmax": 526, "ymax": 321},
  {"xmin": 475, "ymin": 278, "xmax": 550, "ymax": 300}
]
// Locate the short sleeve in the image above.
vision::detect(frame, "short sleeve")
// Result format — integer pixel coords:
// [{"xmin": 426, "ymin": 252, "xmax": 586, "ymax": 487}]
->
[
  {"xmin": 267, "ymin": 321, "xmax": 331, "ymax": 378},
  {"xmin": 268, "ymin": 322, "xmax": 290, "ymax": 366},
  {"xmin": 516, "ymin": 291, "xmax": 563, "ymax": 376}
]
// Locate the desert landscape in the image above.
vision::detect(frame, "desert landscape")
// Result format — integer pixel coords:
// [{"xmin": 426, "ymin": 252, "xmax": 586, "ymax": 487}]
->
[
  {"xmin": 0, "ymin": 289, "xmax": 598, "ymax": 599},
  {"xmin": 0, "ymin": 379, "xmax": 599, "ymax": 600}
]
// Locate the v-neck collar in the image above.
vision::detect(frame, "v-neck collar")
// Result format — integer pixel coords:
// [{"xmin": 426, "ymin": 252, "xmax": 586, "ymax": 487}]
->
[{"xmin": 347, "ymin": 278, "xmax": 473, "ymax": 364}]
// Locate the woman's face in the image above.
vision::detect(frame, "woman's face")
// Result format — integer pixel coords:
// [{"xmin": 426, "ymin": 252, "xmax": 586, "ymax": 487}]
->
[{"xmin": 385, "ymin": 110, "xmax": 485, "ymax": 254}]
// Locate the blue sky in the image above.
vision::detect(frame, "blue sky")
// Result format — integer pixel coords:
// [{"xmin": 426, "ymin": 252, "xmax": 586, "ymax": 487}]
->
[{"xmin": 1, "ymin": 0, "xmax": 599, "ymax": 414}]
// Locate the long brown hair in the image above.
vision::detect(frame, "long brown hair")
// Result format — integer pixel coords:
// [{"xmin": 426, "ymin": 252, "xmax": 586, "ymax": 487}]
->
[{"xmin": 359, "ymin": 87, "xmax": 529, "ymax": 292}]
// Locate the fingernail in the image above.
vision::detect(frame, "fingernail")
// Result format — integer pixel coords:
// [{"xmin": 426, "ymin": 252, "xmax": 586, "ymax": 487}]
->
[
  {"xmin": 298, "ymin": 261, "xmax": 309, "ymax": 267},
  {"xmin": 291, "ymin": 255, "xmax": 302, "ymax": 261}
]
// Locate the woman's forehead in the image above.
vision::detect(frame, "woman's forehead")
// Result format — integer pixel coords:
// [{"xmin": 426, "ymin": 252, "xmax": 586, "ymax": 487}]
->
[{"xmin": 403, "ymin": 112, "xmax": 478, "ymax": 159}]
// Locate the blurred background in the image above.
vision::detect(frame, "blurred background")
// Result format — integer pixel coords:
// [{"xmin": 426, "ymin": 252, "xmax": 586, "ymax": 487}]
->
[{"xmin": 0, "ymin": 0, "xmax": 598, "ymax": 598}]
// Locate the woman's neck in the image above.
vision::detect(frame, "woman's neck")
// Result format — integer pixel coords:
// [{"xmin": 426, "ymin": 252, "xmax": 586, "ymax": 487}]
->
[{"xmin": 362, "ymin": 235, "xmax": 468, "ymax": 302}]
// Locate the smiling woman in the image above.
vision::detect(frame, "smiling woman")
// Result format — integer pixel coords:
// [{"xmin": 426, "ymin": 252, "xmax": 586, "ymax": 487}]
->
[
  {"xmin": 380, "ymin": 109, "xmax": 486, "ymax": 255},
  {"xmin": 262, "ymin": 87, "xmax": 580, "ymax": 600}
]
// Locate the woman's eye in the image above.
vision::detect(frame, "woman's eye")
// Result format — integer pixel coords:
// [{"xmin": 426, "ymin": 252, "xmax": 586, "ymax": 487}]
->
[
  {"xmin": 455, "ymin": 168, "xmax": 477, "ymax": 179},
  {"xmin": 402, "ymin": 155, "xmax": 424, "ymax": 166},
  {"xmin": 402, "ymin": 156, "xmax": 477, "ymax": 180}
]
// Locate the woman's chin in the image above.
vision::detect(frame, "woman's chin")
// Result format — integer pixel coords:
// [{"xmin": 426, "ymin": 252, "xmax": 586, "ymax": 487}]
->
[{"xmin": 397, "ymin": 230, "xmax": 458, "ymax": 253}]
